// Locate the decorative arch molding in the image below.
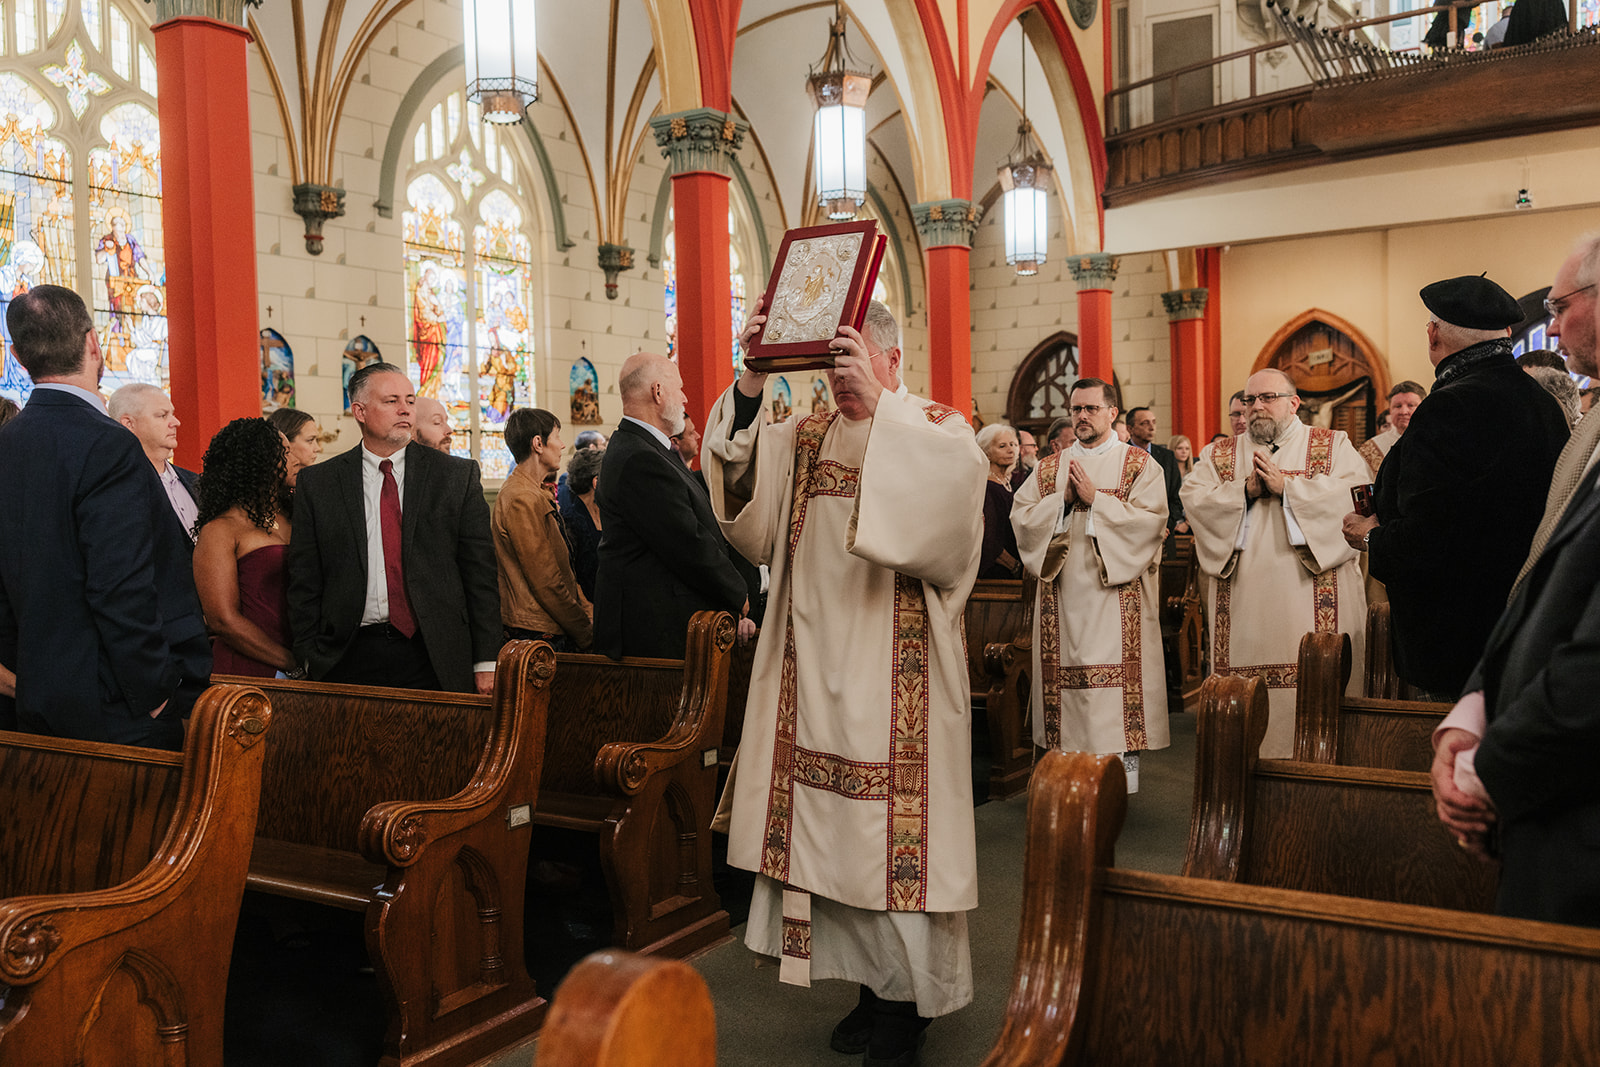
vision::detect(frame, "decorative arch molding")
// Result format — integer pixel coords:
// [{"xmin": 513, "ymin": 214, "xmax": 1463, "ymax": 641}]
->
[
  {"xmin": 864, "ymin": 184, "xmax": 915, "ymax": 313},
  {"xmin": 373, "ymin": 48, "xmax": 574, "ymax": 253},
  {"xmin": 1252, "ymin": 308, "xmax": 1392, "ymax": 441},
  {"xmin": 972, "ymin": 1, "xmax": 1107, "ymax": 248}
]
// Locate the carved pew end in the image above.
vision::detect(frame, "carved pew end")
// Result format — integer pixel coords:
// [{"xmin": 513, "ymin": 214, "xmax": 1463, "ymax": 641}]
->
[{"xmin": 538, "ymin": 950, "xmax": 715, "ymax": 1067}]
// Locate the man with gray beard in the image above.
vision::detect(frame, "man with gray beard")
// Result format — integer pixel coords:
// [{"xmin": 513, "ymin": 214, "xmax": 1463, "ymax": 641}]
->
[{"xmin": 1182, "ymin": 367, "xmax": 1370, "ymax": 757}]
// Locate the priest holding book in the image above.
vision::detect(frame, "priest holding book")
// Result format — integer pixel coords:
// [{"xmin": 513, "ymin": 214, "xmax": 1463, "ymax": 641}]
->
[{"xmin": 705, "ymin": 298, "xmax": 986, "ymax": 1067}]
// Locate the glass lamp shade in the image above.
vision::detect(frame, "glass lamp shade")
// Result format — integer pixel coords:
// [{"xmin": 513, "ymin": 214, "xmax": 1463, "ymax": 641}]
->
[
  {"xmin": 1002, "ymin": 186, "xmax": 1048, "ymax": 276},
  {"xmin": 464, "ymin": 0, "xmax": 538, "ymax": 124},
  {"xmin": 809, "ymin": 71, "xmax": 870, "ymax": 219}
]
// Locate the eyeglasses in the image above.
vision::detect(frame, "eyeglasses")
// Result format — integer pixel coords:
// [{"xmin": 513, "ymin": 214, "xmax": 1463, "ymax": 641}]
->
[
  {"xmin": 1240, "ymin": 392, "xmax": 1293, "ymax": 407},
  {"xmin": 1070, "ymin": 404, "xmax": 1105, "ymax": 415},
  {"xmin": 1544, "ymin": 283, "xmax": 1597, "ymax": 318}
]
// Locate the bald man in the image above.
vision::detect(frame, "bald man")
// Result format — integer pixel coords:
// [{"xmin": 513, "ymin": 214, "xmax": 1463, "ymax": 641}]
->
[
  {"xmin": 413, "ymin": 395, "xmax": 453, "ymax": 453},
  {"xmin": 592, "ymin": 352, "xmax": 746, "ymax": 659}
]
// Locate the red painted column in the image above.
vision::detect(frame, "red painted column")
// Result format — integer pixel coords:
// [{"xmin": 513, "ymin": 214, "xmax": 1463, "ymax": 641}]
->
[
  {"xmin": 153, "ymin": 15, "xmax": 259, "ymax": 470},
  {"xmin": 651, "ymin": 109, "xmax": 748, "ymax": 424},
  {"xmin": 1198, "ymin": 246, "xmax": 1223, "ymax": 443},
  {"xmin": 1163, "ymin": 288, "xmax": 1209, "ymax": 445},
  {"xmin": 669, "ymin": 170, "xmax": 733, "ymax": 421},
  {"xmin": 912, "ymin": 200, "xmax": 981, "ymax": 414},
  {"xmin": 1068, "ymin": 253, "xmax": 1120, "ymax": 384}
]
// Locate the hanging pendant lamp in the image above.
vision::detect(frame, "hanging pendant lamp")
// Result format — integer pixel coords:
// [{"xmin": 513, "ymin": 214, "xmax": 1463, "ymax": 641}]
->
[
  {"xmin": 806, "ymin": 2, "xmax": 872, "ymax": 220},
  {"xmin": 464, "ymin": 0, "xmax": 538, "ymax": 124},
  {"xmin": 998, "ymin": 31, "xmax": 1051, "ymax": 276}
]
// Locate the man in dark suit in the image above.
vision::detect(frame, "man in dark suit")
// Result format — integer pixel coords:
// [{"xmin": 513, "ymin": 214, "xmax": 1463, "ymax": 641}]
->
[
  {"xmin": 0, "ymin": 285, "xmax": 209, "ymax": 748},
  {"xmin": 1127, "ymin": 406, "xmax": 1187, "ymax": 533},
  {"xmin": 109, "ymin": 383, "xmax": 198, "ymax": 544},
  {"xmin": 288, "ymin": 361, "xmax": 501, "ymax": 693},
  {"xmin": 1344, "ymin": 275, "xmax": 1567, "ymax": 699},
  {"xmin": 594, "ymin": 352, "xmax": 746, "ymax": 659}
]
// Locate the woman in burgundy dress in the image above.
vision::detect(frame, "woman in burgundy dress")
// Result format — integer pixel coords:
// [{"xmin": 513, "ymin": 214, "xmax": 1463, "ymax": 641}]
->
[{"xmin": 193, "ymin": 418, "xmax": 298, "ymax": 678}]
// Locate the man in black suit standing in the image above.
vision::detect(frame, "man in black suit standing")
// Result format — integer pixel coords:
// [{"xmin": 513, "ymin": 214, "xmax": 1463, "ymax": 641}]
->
[
  {"xmin": 288, "ymin": 362, "xmax": 501, "ymax": 693},
  {"xmin": 594, "ymin": 352, "xmax": 746, "ymax": 659},
  {"xmin": 0, "ymin": 285, "xmax": 209, "ymax": 748},
  {"xmin": 109, "ymin": 383, "xmax": 198, "ymax": 544},
  {"xmin": 1127, "ymin": 406, "xmax": 1187, "ymax": 533}
]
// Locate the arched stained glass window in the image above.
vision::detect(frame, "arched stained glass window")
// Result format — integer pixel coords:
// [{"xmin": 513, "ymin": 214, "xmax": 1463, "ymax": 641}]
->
[
  {"xmin": 403, "ymin": 87, "xmax": 536, "ymax": 480},
  {"xmin": 0, "ymin": 0, "xmax": 161, "ymax": 405}
]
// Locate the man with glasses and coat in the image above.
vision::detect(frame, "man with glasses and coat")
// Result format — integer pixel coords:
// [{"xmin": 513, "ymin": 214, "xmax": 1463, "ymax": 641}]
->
[
  {"xmin": 1182, "ymin": 367, "xmax": 1371, "ymax": 757},
  {"xmin": 1341, "ymin": 274, "xmax": 1567, "ymax": 701}
]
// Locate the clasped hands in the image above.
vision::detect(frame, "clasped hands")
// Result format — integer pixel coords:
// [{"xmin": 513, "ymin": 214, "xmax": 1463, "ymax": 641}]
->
[
  {"xmin": 1244, "ymin": 450, "xmax": 1285, "ymax": 500},
  {"xmin": 1062, "ymin": 460, "xmax": 1097, "ymax": 508},
  {"xmin": 1431, "ymin": 724, "xmax": 1497, "ymax": 861}
]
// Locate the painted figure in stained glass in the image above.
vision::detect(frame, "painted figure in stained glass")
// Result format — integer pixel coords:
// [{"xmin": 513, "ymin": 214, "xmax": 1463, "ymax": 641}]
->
[
  {"xmin": 0, "ymin": 239, "xmax": 44, "ymax": 398},
  {"xmin": 124, "ymin": 283, "xmax": 165, "ymax": 383},
  {"xmin": 342, "ymin": 335, "xmax": 381, "ymax": 413},
  {"xmin": 811, "ymin": 375, "xmax": 831, "ymax": 413},
  {"xmin": 570, "ymin": 358, "xmax": 601, "ymax": 425},
  {"xmin": 411, "ymin": 263, "xmax": 447, "ymax": 396},
  {"xmin": 770, "ymin": 376, "xmax": 792, "ymax": 422},
  {"xmin": 96, "ymin": 205, "xmax": 147, "ymax": 353},
  {"xmin": 478, "ymin": 284, "xmax": 524, "ymax": 425},
  {"xmin": 259, "ymin": 328, "xmax": 293, "ymax": 411}
]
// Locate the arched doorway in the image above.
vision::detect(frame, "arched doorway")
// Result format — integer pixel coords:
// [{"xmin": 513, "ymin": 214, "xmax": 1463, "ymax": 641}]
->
[
  {"xmin": 1252, "ymin": 309, "xmax": 1391, "ymax": 444},
  {"xmin": 1006, "ymin": 331, "xmax": 1123, "ymax": 440}
]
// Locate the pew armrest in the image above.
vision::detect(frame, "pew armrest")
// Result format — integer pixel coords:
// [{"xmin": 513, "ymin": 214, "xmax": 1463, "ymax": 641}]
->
[
  {"xmin": 0, "ymin": 685, "xmax": 271, "ymax": 985},
  {"xmin": 593, "ymin": 613, "xmax": 735, "ymax": 797},
  {"xmin": 359, "ymin": 641, "xmax": 555, "ymax": 867}
]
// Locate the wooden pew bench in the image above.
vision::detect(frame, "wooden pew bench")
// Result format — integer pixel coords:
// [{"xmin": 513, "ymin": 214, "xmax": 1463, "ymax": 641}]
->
[
  {"xmin": 0, "ymin": 685, "xmax": 271, "ymax": 1064},
  {"xmin": 1294, "ymin": 630, "xmax": 1449, "ymax": 771},
  {"xmin": 535, "ymin": 611, "xmax": 735, "ymax": 959},
  {"xmin": 1158, "ymin": 533, "xmax": 1206, "ymax": 708},
  {"xmin": 982, "ymin": 748, "xmax": 1600, "ymax": 1067},
  {"xmin": 220, "ymin": 639, "xmax": 553, "ymax": 1067},
  {"xmin": 538, "ymin": 950, "xmax": 714, "ymax": 1067},
  {"xmin": 1186, "ymin": 672, "xmax": 1497, "ymax": 912},
  {"xmin": 964, "ymin": 577, "xmax": 1036, "ymax": 799}
]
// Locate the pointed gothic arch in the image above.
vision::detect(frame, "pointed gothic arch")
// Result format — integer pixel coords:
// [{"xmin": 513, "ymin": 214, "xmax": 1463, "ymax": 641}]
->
[{"xmin": 1252, "ymin": 308, "xmax": 1392, "ymax": 444}]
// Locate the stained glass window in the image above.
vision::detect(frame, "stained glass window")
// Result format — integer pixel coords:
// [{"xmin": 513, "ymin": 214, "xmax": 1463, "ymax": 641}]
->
[
  {"xmin": 662, "ymin": 205, "xmax": 751, "ymax": 373},
  {"xmin": 403, "ymin": 86, "xmax": 535, "ymax": 479},
  {"xmin": 0, "ymin": 0, "xmax": 161, "ymax": 406}
]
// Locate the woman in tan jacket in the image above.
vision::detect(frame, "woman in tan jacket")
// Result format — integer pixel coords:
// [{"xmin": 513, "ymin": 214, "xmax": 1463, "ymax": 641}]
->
[{"xmin": 492, "ymin": 407, "xmax": 593, "ymax": 651}]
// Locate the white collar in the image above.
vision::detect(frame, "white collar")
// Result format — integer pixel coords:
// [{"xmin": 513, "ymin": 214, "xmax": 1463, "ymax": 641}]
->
[
  {"xmin": 1071, "ymin": 434, "xmax": 1120, "ymax": 457},
  {"xmin": 621, "ymin": 415, "xmax": 675, "ymax": 452}
]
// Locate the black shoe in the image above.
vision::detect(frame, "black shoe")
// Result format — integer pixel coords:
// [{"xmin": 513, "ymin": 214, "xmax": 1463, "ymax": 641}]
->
[
  {"xmin": 830, "ymin": 985, "xmax": 878, "ymax": 1054},
  {"xmin": 863, "ymin": 999, "xmax": 930, "ymax": 1067}
]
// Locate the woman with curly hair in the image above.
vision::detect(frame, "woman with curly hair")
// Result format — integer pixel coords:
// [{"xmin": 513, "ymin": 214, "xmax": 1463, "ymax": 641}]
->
[{"xmin": 192, "ymin": 418, "xmax": 297, "ymax": 678}]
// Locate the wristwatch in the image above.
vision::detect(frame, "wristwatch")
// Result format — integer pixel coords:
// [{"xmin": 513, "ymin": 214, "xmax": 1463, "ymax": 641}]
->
[{"xmin": 1362, "ymin": 530, "xmax": 1372, "ymax": 550}]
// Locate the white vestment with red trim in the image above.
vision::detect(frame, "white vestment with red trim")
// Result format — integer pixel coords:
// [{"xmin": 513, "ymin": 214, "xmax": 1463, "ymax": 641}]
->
[
  {"xmin": 703, "ymin": 382, "xmax": 985, "ymax": 1017},
  {"xmin": 1011, "ymin": 438, "xmax": 1171, "ymax": 754},
  {"xmin": 1181, "ymin": 419, "xmax": 1369, "ymax": 757}
]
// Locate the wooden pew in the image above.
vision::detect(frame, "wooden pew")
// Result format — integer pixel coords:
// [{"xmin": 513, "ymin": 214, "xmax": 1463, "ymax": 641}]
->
[
  {"xmin": 0, "ymin": 684, "xmax": 271, "ymax": 1065},
  {"xmin": 222, "ymin": 639, "xmax": 553, "ymax": 1067},
  {"xmin": 965, "ymin": 577, "xmax": 1036, "ymax": 799},
  {"xmin": 1293, "ymin": 629, "xmax": 1449, "ymax": 771},
  {"xmin": 1363, "ymin": 599, "xmax": 1418, "ymax": 699},
  {"xmin": 538, "ymin": 950, "xmax": 714, "ymax": 1067},
  {"xmin": 718, "ymin": 637, "xmax": 757, "ymax": 781},
  {"xmin": 535, "ymin": 611, "xmax": 735, "ymax": 959},
  {"xmin": 982, "ymin": 748, "xmax": 1600, "ymax": 1067},
  {"xmin": 1186, "ymin": 672, "xmax": 1497, "ymax": 912},
  {"xmin": 1159, "ymin": 533, "xmax": 1206, "ymax": 708}
]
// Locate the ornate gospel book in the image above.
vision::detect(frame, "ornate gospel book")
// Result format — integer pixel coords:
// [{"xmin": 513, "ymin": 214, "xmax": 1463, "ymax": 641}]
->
[{"xmin": 744, "ymin": 219, "xmax": 887, "ymax": 373}]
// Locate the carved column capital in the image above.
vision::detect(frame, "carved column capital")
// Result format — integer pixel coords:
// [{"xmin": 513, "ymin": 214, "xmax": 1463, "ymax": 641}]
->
[
  {"xmin": 598, "ymin": 244, "xmax": 635, "ymax": 300},
  {"xmin": 1068, "ymin": 252, "xmax": 1121, "ymax": 291},
  {"xmin": 649, "ymin": 109, "xmax": 747, "ymax": 176},
  {"xmin": 911, "ymin": 199, "xmax": 982, "ymax": 249},
  {"xmin": 291, "ymin": 183, "xmax": 346, "ymax": 255},
  {"xmin": 1161, "ymin": 287, "xmax": 1209, "ymax": 322},
  {"xmin": 150, "ymin": 0, "xmax": 254, "ymax": 27}
]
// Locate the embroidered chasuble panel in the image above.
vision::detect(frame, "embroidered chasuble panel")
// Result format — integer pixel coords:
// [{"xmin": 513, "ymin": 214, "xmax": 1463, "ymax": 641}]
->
[
  {"xmin": 1030, "ymin": 447, "xmax": 1159, "ymax": 751},
  {"xmin": 759, "ymin": 410, "xmax": 933, "ymax": 914}
]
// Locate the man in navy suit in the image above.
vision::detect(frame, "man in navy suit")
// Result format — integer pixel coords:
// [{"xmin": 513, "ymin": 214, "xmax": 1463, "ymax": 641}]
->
[
  {"xmin": 109, "ymin": 383, "xmax": 199, "ymax": 544},
  {"xmin": 288, "ymin": 361, "xmax": 502, "ymax": 693},
  {"xmin": 593, "ymin": 352, "xmax": 746, "ymax": 659},
  {"xmin": 0, "ymin": 285, "xmax": 210, "ymax": 748}
]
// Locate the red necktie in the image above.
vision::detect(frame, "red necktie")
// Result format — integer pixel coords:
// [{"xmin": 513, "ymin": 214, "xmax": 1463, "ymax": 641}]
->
[{"xmin": 379, "ymin": 459, "xmax": 417, "ymax": 638}]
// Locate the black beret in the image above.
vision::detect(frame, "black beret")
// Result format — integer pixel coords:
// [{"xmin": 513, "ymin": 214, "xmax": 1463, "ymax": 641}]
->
[{"xmin": 1420, "ymin": 274, "xmax": 1523, "ymax": 330}]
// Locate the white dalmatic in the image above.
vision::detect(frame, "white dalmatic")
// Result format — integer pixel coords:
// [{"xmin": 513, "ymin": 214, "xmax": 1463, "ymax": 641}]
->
[
  {"xmin": 1181, "ymin": 419, "xmax": 1368, "ymax": 757},
  {"xmin": 702, "ymin": 382, "xmax": 986, "ymax": 1017},
  {"xmin": 1012, "ymin": 438, "xmax": 1170, "ymax": 758}
]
